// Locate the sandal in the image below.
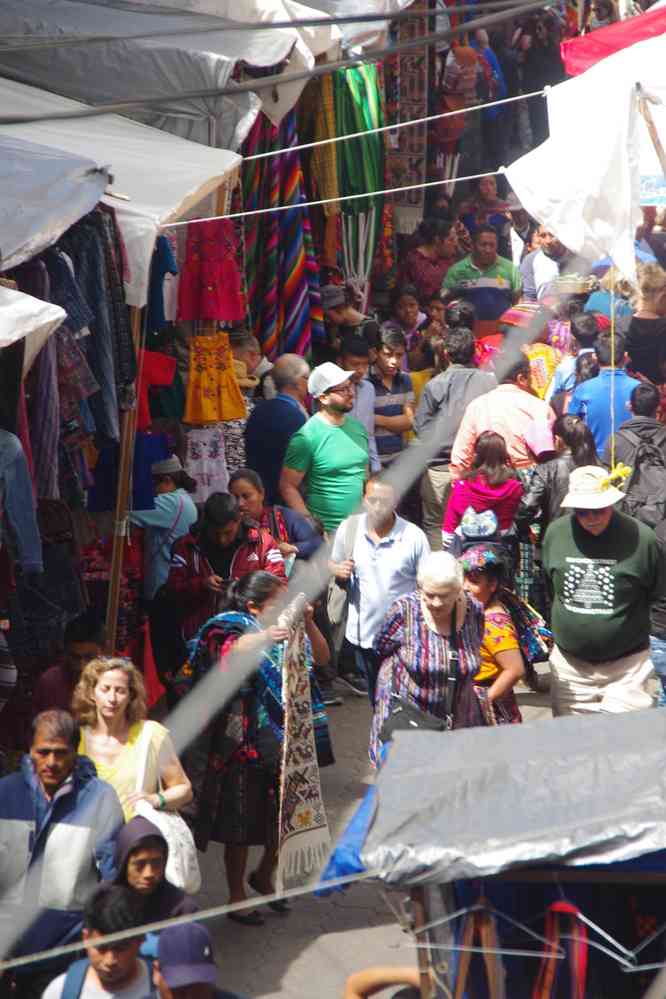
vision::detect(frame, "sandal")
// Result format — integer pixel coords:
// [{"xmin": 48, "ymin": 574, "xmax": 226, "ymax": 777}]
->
[
  {"xmin": 248, "ymin": 872, "xmax": 291, "ymax": 914},
  {"xmin": 227, "ymin": 908, "xmax": 265, "ymax": 926}
]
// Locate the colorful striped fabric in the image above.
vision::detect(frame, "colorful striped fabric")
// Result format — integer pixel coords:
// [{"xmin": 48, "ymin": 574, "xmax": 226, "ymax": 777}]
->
[{"xmin": 242, "ymin": 111, "xmax": 324, "ymax": 359}]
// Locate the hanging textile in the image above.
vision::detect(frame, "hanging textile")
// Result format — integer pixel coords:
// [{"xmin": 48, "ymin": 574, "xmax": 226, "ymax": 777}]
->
[
  {"xmin": 334, "ymin": 64, "xmax": 385, "ymax": 310},
  {"xmin": 242, "ymin": 111, "xmax": 324, "ymax": 358},
  {"xmin": 183, "ymin": 332, "xmax": 246, "ymax": 425},
  {"xmin": 384, "ymin": 4, "xmax": 430, "ymax": 235},
  {"xmin": 276, "ymin": 624, "xmax": 331, "ymax": 892},
  {"xmin": 177, "ymin": 219, "xmax": 246, "ymax": 323},
  {"xmin": 184, "ymin": 425, "xmax": 229, "ymax": 503},
  {"xmin": 307, "ymin": 76, "xmax": 341, "ymax": 217}
]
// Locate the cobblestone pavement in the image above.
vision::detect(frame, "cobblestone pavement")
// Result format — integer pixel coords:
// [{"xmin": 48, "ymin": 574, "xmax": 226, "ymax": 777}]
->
[{"xmin": 202, "ymin": 679, "xmax": 553, "ymax": 998}]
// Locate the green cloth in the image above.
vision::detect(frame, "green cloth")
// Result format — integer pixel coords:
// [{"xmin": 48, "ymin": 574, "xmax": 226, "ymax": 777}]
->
[
  {"xmin": 542, "ymin": 510, "xmax": 666, "ymax": 663},
  {"xmin": 284, "ymin": 414, "xmax": 368, "ymax": 532}
]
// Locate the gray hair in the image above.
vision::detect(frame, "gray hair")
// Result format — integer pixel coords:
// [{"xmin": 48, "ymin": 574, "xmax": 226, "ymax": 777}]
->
[
  {"xmin": 31, "ymin": 709, "xmax": 80, "ymax": 751},
  {"xmin": 417, "ymin": 551, "xmax": 463, "ymax": 590},
  {"xmin": 229, "ymin": 331, "xmax": 261, "ymax": 353},
  {"xmin": 272, "ymin": 354, "xmax": 310, "ymax": 391}
]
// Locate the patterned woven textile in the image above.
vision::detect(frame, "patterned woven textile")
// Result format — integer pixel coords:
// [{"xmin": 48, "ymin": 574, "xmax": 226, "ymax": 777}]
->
[
  {"xmin": 183, "ymin": 425, "xmax": 229, "ymax": 503},
  {"xmin": 276, "ymin": 624, "xmax": 330, "ymax": 892},
  {"xmin": 242, "ymin": 111, "xmax": 324, "ymax": 358},
  {"xmin": 384, "ymin": 4, "xmax": 430, "ymax": 234}
]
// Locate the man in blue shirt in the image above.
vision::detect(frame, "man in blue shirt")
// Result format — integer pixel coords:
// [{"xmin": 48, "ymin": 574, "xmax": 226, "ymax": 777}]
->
[
  {"xmin": 568, "ymin": 331, "xmax": 641, "ymax": 455},
  {"xmin": 244, "ymin": 354, "xmax": 309, "ymax": 503}
]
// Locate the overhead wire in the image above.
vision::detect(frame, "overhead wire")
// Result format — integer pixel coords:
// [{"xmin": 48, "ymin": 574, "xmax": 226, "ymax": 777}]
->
[
  {"xmin": 0, "ymin": 0, "xmax": 554, "ymax": 125},
  {"xmin": 0, "ymin": 0, "xmax": 531, "ymax": 51}
]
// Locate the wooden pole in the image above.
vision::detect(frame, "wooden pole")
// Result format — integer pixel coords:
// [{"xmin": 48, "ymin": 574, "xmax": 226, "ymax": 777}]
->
[
  {"xmin": 637, "ymin": 83, "xmax": 666, "ymax": 179},
  {"xmin": 105, "ymin": 307, "xmax": 142, "ymax": 653},
  {"xmin": 411, "ymin": 887, "xmax": 434, "ymax": 999}
]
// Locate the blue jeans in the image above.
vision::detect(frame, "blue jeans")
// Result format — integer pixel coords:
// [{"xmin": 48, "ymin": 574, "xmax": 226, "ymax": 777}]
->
[
  {"xmin": 352, "ymin": 645, "xmax": 381, "ymax": 707},
  {"xmin": 650, "ymin": 636, "xmax": 666, "ymax": 707}
]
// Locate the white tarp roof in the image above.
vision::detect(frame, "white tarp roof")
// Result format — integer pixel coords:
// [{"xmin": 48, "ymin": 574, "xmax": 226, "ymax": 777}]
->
[
  {"xmin": 0, "ymin": 0, "xmax": 340, "ymax": 145},
  {"xmin": 0, "ymin": 134, "xmax": 110, "ymax": 272},
  {"xmin": 506, "ymin": 32, "xmax": 666, "ymax": 283},
  {"xmin": 0, "ymin": 286, "xmax": 66, "ymax": 374},
  {"xmin": 0, "ymin": 78, "xmax": 241, "ymax": 306}
]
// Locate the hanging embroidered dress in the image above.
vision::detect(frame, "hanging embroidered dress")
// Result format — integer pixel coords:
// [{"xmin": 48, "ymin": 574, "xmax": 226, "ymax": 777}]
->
[
  {"xmin": 177, "ymin": 219, "xmax": 246, "ymax": 322},
  {"xmin": 183, "ymin": 332, "xmax": 246, "ymax": 425}
]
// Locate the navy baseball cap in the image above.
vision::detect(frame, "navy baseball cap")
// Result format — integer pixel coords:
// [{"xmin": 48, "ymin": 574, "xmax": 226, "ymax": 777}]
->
[{"xmin": 158, "ymin": 923, "xmax": 217, "ymax": 988}]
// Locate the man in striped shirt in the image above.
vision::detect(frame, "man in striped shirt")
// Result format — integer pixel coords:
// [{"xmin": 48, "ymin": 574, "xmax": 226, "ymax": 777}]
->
[{"xmin": 369, "ymin": 328, "xmax": 415, "ymax": 467}]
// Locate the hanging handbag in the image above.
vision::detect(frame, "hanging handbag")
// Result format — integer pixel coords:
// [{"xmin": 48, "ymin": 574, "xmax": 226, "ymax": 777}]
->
[
  {"xmin": 379, "ymin": 607, "xmax": 459, "ymax": 742},
  {"xmin": 133, "ymin": 721, "xmax": 202, "ymax": 895},
  {"xmin": 326, "ymin": 515, "xmax": 361, "ymax": 626}
]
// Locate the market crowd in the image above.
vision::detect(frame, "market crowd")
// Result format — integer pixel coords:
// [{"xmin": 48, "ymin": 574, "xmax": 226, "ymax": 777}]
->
[{"xmin": 3, "ymin": 12, "xmax": 666, "ymax": 998}]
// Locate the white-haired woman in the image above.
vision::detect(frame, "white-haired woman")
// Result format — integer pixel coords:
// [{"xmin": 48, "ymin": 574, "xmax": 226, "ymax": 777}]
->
[{"xmin": 369, "ymin": 552, "xmax": 486, "ymax": 766}]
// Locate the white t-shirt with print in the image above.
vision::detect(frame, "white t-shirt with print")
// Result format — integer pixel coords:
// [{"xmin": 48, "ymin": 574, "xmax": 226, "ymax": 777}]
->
[{"xmin": 42, "ymin": 962, "xmax": 152, "ymax": 999}]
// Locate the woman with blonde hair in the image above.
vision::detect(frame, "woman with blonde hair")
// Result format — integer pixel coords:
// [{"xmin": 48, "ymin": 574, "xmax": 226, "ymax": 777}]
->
[
  {"xmin": 626, "ymin": 262, "xmax": 666, "ymax": 385},
  {"xmin": 72, "ymin": 657, "xmax": 192, "ymax": 821}
]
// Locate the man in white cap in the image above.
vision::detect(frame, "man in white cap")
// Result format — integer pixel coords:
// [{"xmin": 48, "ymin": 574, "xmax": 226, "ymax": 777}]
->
[
  {"xmin": 280, "ymin": 362, "xmax": 369, "ymax": 536},
  {"xmin": 542, "ymin": 465, "xmax": 666, "ymax": 716}
]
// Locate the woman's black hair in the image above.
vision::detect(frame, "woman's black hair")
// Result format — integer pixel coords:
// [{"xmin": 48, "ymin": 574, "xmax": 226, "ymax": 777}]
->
[
  {"xmin": 228, "ymin": 468, "xmax": 265, "ymax": 494},
  {"xmin": 463, "ymin": 430, "xmax": 518, "ymax": 486},
  {"xmin": 553, "ymin": 414, "xmax": 600, "ymax": 467},
  {"xmin": 223, "ymin": 570, "xmax": 283, "ymax": 613},
  {"xmin": 574, "ymin": 351, "xmax": 600, "ymax": 385},
  {"xmin": 414, "ymin": 218, "xmax": 455, "ymax": 246}
]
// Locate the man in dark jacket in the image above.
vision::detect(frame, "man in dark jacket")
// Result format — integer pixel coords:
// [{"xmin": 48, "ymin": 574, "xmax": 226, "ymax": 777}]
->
[
  {"xmin": 111, "ymin": 816, "xmax": 197, "ymax": 925},
  {"xmin": 604, "ymin": 381, "xmax": 666, "ymax": 467},
  {"xmin": 414, "ymin": 328, "xmax": 495, "ymax": 548},
  {"xmin": 0, "ymin": 710, "xmax": 123, "ymax": 999}
]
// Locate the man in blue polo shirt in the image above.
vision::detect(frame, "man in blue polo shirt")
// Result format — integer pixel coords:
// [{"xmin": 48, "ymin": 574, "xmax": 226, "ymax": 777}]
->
[
  {"xmin": 443, "ymin": 224, "xmax": 522, "ymax": 321},
  {"xmin": 369, "ymin": 328, "xmax": 415, "ymax": 467},
  {"xmin": 568, "ymin": 330, "xmax": 640, "ymax": 455}
]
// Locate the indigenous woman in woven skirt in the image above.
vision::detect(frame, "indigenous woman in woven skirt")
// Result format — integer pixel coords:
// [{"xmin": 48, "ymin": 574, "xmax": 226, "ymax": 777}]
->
[
  {"xmin": 175, "ymin": 571, "xmax": 333, "ymax": 926},
  {"xmin": 369, "ymin": 552, "xmax": 488, "ymax": 768},
  {"xmin": 461, "ymin": 544, "xmax": 552, "ymax": 723}
]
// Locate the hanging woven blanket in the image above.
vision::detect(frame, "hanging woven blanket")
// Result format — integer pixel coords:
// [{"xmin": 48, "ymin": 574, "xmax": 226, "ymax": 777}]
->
[
  {"xmin": 276, "ymin": 624, "xmax": 330, "ymax": 892},
  {"xmin": 384, "ymin": 2, "xmax": 430, "ymax": 235}
]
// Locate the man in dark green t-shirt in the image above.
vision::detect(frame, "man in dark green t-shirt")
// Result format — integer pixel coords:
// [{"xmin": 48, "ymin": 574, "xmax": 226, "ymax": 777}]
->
[
  {"xmin": 542, "ymin": 465, "xmax": 666, "ymax": 716},
  {"xmin": 280, "ymin": 362, "xmax": 369, "ymax": 534}
]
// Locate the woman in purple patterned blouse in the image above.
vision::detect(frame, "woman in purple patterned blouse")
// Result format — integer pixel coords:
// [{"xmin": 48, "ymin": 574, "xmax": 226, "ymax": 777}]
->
[{"xmin": 369, "ymin": 552, "xmax": 487, "ymax": 766}]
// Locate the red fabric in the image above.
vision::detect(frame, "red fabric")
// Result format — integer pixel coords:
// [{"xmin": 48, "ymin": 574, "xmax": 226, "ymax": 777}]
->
[
  {"xmin": 561, "ymin": 7, "xmax": 666, "ymax": 76},
  {"xmin": 137, "ymin": 350, "xmax": 176, "ymax": 432},
  {"xmin": 177, "ymin": 219, "xmax": 246, "ymax": 322},
  {"xmin": 166, "ymin": 524, "xmax": 286, "ymax": 640},
  {"xmin": 444, "ymin": 474, "xmax": 524, "ymax": 532},
  {"xmin": 32, "ymin": 664, "xmax": 77, "ymax": 717},
  {"xmin": 141, "ymin": 618, "xmax": 166, "ymax": 709}
]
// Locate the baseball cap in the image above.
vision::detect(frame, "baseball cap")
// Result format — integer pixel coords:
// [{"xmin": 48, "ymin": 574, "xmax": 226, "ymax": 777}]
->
[
  {"xmin": 158, "ymin": 923, "xmax": 217, "ymax": 989},
  {"xmin": 307, "ymin": 362, "xmax": 353, "ymax": 399}
]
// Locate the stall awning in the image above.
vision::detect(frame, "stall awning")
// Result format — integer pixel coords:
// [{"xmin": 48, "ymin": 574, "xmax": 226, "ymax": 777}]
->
[
  {"xmin": 561, "ymin": 6, "xmax": 666, "ymax": 76},
  {"xmin": 0, "ymin": 78, "xmax": 242, "ymax": 306},
  {"xmin": 360, "ymin": 708, "xmax": 666, "ymax": 887},
  {"xmin": 0, "ymin": 134, "xmax": 110, "ymax": 273},
  {"xmin": 506, "ymin": 32, "xmax": 666, "ymax": 283},
  {"xmin": 0, "ymin": 0, "xmax": 340, "ymax": 144},
  {"xmin": 0, "ymin": 285, "xmax": 66, "ymax": 374}
]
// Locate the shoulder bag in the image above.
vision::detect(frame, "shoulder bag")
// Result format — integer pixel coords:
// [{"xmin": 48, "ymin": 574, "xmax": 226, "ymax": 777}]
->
[
  {"xmin": 133, "ymin": 722, "xmax": 202, "ymax": 895},
  {"xmin": 326, "ymin": 514, "xmax": 362, "ymax": 626},
  {"xmin": 379, "ymin": 607, "xmax": 459, "ymax": 742}
]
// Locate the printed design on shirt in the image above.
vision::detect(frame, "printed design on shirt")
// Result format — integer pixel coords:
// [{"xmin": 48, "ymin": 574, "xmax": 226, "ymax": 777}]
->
[{"xmin": 562, "ymin": 557, "xmax": 616, "ymax": 615}]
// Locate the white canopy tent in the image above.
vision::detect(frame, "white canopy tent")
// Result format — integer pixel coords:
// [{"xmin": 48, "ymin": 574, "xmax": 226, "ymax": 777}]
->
[
  {"xmin": 0, "ymin": 134, "xmax": 110, "ymax": 273},
  {"xmin": 0, "ymin": 77, "xmax": 241, "ymax": 306},
  {"xmin": 506, "ymin": 32, "xmax": 666, "ymax": 282},
  {"xmin": 0, "ymin": 286, "xmax": 66, "ymax": 375},
  {"xmin": 0, "ymin": 0, "xmax": 340, "ymax": 147}
]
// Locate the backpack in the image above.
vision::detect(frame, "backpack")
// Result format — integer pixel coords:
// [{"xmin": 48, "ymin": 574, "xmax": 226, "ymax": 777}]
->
[
  {"xmin": 617, "ymin": 428, "xmax": 666, "ymax": 528},
  {"xmin": 61, "ymin": 956, "xmax": 155, "ymax": 999}
]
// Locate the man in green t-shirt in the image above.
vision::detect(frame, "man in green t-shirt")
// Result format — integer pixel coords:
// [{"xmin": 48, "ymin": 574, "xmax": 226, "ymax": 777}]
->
[
  {"xmin": 280, "ymin": 362, "xmax": 369, "ymax": 535},
  {"xmin": 443, "ymin": 225, "xmax": 522, "ymax": 321},
  {"xmin": 542, "ymin": 465, "xmax": 666, "ymax": 716}
]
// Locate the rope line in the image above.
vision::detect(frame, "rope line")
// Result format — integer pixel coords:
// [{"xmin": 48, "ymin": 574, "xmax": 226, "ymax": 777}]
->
[
  {"xmin": 0, "ymin": 869, "xmax": 380, "ymax": 972},
  {"xmin": 244, "ymin": 88, "xmax": 547, "ymax": 161},
  {"xmin": 162, "ymin": 170, "xmax": 502, "ymax": 226}
]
